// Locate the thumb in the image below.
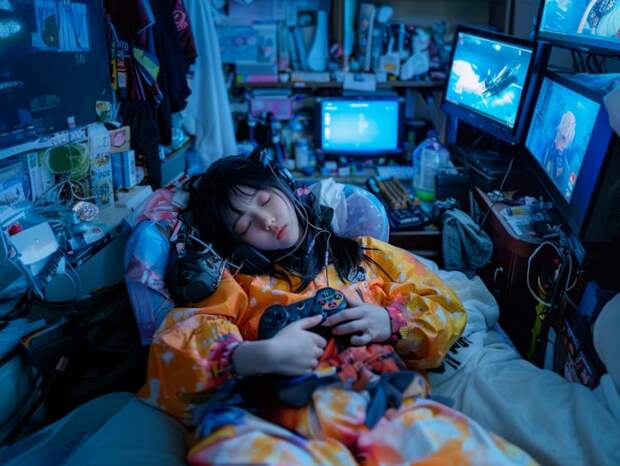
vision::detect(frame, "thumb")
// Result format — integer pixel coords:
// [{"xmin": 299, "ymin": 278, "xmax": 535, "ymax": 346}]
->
[{"xmin": 297, "ymin": 314, "xmax": 324, "ymax": 330}]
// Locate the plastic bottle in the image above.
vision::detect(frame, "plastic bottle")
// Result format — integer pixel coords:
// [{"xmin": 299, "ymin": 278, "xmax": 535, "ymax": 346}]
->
[{"xmin": 411, "ymin": 130, "xmax": 450, "ymax": 201}]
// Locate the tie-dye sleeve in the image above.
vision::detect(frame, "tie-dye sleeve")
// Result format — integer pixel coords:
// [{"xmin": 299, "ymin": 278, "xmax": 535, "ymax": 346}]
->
[
  {"xmin": 363, "ymin": 237, "xmax": 467, "ymax": 370},
  {"xmin": 138, "ymin": 272, "xmax": 249, "ymax": 423}
]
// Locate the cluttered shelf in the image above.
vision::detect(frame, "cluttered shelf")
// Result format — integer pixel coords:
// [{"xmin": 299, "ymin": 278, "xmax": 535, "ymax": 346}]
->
[{"xmin": 234, "ymin": 79, "xmax": 445, "ymax": 90}]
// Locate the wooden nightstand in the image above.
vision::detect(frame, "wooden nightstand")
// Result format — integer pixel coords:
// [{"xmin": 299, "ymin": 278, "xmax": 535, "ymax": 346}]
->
[{"xmin": 473, "ymin": 187, "xmax": 542, "ymax": 357}]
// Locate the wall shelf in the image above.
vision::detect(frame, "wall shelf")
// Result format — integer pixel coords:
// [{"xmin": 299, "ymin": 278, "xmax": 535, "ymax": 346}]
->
[{"xmin": 234, "ymin": 80, "xmax": 445, "ymax": 90}]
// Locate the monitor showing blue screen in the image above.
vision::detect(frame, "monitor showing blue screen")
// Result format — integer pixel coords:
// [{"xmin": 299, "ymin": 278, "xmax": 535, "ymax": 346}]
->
[
  {"xmin": 445, "ymin": 32, "xmax": 534, "ymax": 129},
  {"xmin": 538, "ymin": 0, "xmax": 620, "ymax": 54},
  {"xmin": 320, "ymin": 99, "xmax": 400, "ymax": 153},
  {"xmin": 525, "ymin": 77, "xmax": 601, "ymax": 202}
]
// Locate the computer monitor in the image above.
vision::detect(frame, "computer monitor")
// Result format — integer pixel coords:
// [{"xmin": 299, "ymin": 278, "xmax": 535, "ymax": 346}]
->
[
  {"xmin": 536, "ymin": 0, "xmax": 620, "ymax": 56},
  {"xmin": 316, "ymin": 97, "xmax": 403, "ymax": 156},
  {"xmin": 442, "ymin": 26, "xmax": 543, "ymax": 145},
  {"xmin": 525, "ymin": 72, "xmax": 620, "ymax": 244},
  {"xmin": 0, "ymin": 0, "xmax": 111, "ymax": 153}
]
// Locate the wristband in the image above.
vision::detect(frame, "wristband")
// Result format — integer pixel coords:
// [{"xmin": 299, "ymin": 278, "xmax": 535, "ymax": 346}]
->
[
  {"xmin": 208, "ymin": 335, "xmax": 243, "ymax": 381},
  {"xmin": 384, "ymin": 304, "xmax": 407, "ymax": 341}
]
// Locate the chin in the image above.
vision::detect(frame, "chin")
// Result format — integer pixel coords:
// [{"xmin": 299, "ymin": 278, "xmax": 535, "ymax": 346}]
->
[{"xmin": 280, "ymin": 238, "xmax": 298, "ymax": 250}]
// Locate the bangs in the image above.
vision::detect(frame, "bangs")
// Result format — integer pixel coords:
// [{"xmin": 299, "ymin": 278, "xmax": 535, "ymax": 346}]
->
[{"xmin": 220, "ymin": 184, "xmax": 259, "ymax": 230}]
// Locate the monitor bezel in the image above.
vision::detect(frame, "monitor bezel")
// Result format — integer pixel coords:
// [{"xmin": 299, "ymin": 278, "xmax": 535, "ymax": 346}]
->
[
  {"xmin": 523, "ymin": 71, "xmax": 615, "ymax": 238},
  {"xmin": 441, "ymin": 25, "xmax": 540, "ymax": 146},
  {"xmin": 315, "ymin": 96, "xmax": 405, "ymax": 157},
  {"xmin": 535, "ymin": 0, "xmax": 620, "ymax": 57}
]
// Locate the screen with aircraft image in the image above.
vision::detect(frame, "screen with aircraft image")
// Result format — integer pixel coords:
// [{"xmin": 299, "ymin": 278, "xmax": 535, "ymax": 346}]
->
[
  {"xmin": 525, "ymin": 77, "xmax": 601, "ymax": 202},
  {"xmin": 445, "ymin": 31, "xmax": 534, "ymax": 129}
]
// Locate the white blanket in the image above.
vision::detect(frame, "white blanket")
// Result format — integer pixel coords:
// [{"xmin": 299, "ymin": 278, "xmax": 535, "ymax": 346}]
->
[{"xmin": 415, "ymin": 256, "xmax": 620, "ymax": 466}]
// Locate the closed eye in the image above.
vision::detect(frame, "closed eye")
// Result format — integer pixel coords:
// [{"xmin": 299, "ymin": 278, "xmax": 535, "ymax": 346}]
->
[{"xmin": 240, "ymin": 221, "xmax": 252, "ymax": 236}]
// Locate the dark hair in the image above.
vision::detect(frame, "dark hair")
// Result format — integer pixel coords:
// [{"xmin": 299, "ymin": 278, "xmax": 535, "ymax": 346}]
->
[{"xmin": 187, "ymin": 156, "xmax": 377, "ymax": 291}]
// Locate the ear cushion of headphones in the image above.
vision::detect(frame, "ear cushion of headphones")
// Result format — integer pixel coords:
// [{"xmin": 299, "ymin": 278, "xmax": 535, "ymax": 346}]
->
[
  {"xmin": 248, "ymin": 146, "xmax": 296, "ymax": 193},
  {"xmin": 230, "ymin": 244, "xmax": 273, "ymax": 275}
]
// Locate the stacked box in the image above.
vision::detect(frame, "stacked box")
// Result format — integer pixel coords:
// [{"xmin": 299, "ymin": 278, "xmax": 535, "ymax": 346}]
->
[{"xmin": 111, "ymin": 150, "xmax": 137, "ymax": 190}]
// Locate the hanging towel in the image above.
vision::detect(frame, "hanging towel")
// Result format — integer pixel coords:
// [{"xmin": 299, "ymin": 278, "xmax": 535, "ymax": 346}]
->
[{"xmin": 183, "ymin": 0, "xmax": 237, "ymax": 170}]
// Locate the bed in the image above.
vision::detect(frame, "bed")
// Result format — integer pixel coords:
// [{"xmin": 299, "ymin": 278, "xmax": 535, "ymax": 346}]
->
[{"xmin": 416, "ymin": 255, "xmax": 620, "ymax": 466}]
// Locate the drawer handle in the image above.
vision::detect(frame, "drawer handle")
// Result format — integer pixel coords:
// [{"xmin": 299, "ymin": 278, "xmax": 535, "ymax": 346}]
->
[{"xmin": 492, "ymin": 267, "xmax": 504, "ymax": 294}]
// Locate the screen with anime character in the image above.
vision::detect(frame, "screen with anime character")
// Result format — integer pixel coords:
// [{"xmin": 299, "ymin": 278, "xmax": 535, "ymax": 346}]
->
[
  {"xmin": 539, "ymin": 0, "xmax": 620, "ymax": 53},
  {"xmin": 525, "ymin": 78, "xmax": 601, "ymax": 202},
  {"xmin": 320, "ymin": 99, "xmax": 400, "ymax": 153},
  {"xmin": 445, "ymin": 32, "xmax": 534, "ymax": 129}
]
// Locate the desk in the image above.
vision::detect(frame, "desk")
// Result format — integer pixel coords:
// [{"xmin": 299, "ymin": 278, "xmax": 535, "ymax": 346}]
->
[{"xmin": 389, "ymin": 227, "xmax": 442, "ymax": 264}]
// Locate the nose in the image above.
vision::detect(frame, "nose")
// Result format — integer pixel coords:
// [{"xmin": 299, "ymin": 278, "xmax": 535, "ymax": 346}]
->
[{"xmin": 259, "ymin": 213, "xmax": 276, "ymax": 231}]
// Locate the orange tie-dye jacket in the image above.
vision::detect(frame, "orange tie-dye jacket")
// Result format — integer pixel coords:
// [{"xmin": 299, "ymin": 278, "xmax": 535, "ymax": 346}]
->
[{"xmin": 139, "ymin": 236, "xmax": 466, "ymax": 424}]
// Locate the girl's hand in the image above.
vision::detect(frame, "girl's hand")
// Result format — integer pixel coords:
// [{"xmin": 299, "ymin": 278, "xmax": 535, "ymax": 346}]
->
[
  {"xmin": 266, "ymin": 315, "xmax": 327, "ymax": 376},
  {"xmin": 322, "ymin": 292, "xmax": 391, "ymax": 345}
]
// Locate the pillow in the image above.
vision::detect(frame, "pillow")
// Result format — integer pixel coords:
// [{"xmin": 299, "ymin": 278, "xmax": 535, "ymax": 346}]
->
[
  {"xmin": 124, "ymin": 221, "xmax": 174, "ymax": 345},
  {"xmin": 309, "ymin": 179, "xmax": 389, "ymax": 242}
]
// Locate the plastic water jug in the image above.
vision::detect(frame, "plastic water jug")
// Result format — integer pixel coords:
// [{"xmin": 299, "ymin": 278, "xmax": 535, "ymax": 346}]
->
[{"xmin": 412, "ymin": 131, "xmax": 450, "ymax": 201}]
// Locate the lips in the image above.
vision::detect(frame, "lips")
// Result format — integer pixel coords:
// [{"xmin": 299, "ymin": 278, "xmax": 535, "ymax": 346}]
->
[{"xmin": 275, "ymin": 225, "xmax": 287, "ymax": 240}]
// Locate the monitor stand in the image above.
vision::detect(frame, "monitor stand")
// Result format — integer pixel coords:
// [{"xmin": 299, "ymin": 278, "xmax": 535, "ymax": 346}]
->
[{"xmin": 448, "ymin": 144, "xmax": 512, "ymax": 177}]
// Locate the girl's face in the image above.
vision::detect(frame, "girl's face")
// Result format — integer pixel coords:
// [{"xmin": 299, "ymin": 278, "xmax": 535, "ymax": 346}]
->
[{"xmin": 226, "ymin": 186, "xmax": 302, "ymax": 251}]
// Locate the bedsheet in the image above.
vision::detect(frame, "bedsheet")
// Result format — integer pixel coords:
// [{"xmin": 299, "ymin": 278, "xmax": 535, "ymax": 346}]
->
[{"xmin": 415, "ymin": 255, "xmax": 620, "ymax": 466}]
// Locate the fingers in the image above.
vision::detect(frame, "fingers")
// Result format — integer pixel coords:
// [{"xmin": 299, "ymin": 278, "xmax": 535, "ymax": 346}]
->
[
  {"xmin": 350, "ymin": 332, "xmax": 372, "ymax": 346},
  {"xmin": 297, "ymin": 314, "xmax": 324, "ymax": 329},
  {"xmin": 344, "ymin": 289, "xmax": 365, "ymax": 308},
  {"xmin": 323, "ymin": 307, "xmax": 365, "ymax": 327},
  {"xmin": 311, "ymin": 333, "xmax": 327, "ymax": 348},
  {"xmin": 332, "ymin": 319, "xmax": 366, "ymax": 336},
  {"xmin": 303, "ymin": 355, "xmax": 320, "ymax": 371}
]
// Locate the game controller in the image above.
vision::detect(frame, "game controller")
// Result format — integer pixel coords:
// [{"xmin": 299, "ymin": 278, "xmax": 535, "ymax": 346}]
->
[{"xmin": 258, "ymin": 288, "xmax": 348, "ymax": 339}]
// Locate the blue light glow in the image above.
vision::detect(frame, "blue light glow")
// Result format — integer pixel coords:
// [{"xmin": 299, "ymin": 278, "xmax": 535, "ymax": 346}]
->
[
  {"xmin": 445, "ymin": 32, "xmax": 533, "ymax": 128},
  {"xmin": 525, "ymin": 78, "xmax": 601, "ymax": 202},
  {"xmin": 539, "ymin": 0, "xmax": 620, "ymax": 52},
  {"xmin": 320, "ymin": 100, "xmax": 399, "ymax": 153},
  {"xmin": 0, "ymin": 19, "xmax": 20, "ymax": 39}
]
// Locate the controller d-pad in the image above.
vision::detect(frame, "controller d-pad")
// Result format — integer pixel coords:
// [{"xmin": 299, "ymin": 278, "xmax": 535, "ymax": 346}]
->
[{"xmin": 259, "ymin": 305, "xmax": 290, "ymax": 339}]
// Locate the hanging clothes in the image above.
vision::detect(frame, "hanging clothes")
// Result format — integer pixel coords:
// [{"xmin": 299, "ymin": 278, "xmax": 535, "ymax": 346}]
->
[
  {"xmin": 105, "ymin": 0, "xmax": 197, "ymax": 178},
  {"xmin": 150, "ymin": 0, "xmax": 195, "ymax": 145},
  {"xmin": 105, "ymin": 0, "xmax": 163, "ymax": 171},
  {"xmin": 182, "ymin": 0, "xmax": 237, "ymax": 169}
]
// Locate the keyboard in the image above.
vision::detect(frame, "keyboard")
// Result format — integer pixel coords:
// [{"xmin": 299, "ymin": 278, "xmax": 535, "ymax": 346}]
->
[
  {"xmin": 376, "ymin": 165, "xmax": 414, "ymax": 180},
  {"xmin": 366, "ymin": 177, "xmax": 430, "ymax": 230}
]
